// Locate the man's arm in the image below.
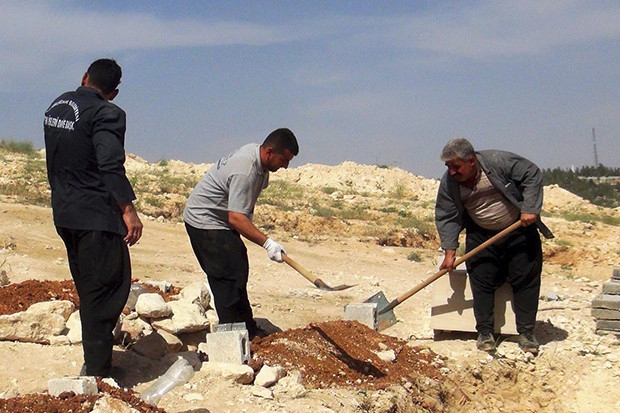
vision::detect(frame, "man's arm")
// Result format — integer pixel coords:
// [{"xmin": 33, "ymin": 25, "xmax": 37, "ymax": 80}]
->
[
  {"xmin": 120, "ymin": 202, "xmax": 143, "ymax": 246},
  {"xmin": 228, "ymin": 211, "xmax": 286, "ymax": 262},
  {"xmin": 228, "ymin": 211, "xmax": 267, "ymax": 246}
]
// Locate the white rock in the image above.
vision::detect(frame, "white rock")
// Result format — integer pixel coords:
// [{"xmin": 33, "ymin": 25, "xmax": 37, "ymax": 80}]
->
[
  {"xmin": 255, "ymin": 365, "xmax": 286, "ymax": 387},
  {"xmin": 201, "ymin": 362, "xmax": 255, "ymax": 384},
  {"xmin": 251, "ymin": 385, "xmax": 274, "ymax": 399},
  {"xmin": 135, "ymin": 293, "xmax": 172, "ymax": 319}
]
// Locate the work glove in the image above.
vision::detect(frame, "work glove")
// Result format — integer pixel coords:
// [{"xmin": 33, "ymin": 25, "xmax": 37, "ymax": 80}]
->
[{"xmin": 263, "ymin": 238, "xmax": 286, "ymax": 263}]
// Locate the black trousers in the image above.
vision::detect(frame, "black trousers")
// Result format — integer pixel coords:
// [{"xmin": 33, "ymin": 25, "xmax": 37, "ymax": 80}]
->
[
  {"xmin": 185, "ymin": 223, "xmax": 258, "ymax": 335},
  {"xmin": 465, "ymin": 222, "xmax": 542, "ymax": 335},
  {"xmin": 56, "ymin": 227, "xmax": 131, "ymax": 377}
]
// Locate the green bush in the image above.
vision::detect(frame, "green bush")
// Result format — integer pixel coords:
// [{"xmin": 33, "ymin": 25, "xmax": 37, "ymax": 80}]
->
[{"xmin": 0, "ymin": 139, "xmax": 36, "ymax": 155}]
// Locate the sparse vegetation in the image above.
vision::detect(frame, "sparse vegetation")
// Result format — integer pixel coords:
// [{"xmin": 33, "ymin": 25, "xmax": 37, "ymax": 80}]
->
[{"xmin": 0, "ymin": 139, "xmax": 37, "ymax": 155}]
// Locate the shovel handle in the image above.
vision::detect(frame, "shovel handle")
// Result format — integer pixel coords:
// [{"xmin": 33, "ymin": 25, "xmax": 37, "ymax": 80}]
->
[
  {"xmin": 282, "ymin": 253, "xmax": 319, "ymax": 284},
  {"xmin": 380, "ymin": 220, "xmax": 523, "ymax": 314}
]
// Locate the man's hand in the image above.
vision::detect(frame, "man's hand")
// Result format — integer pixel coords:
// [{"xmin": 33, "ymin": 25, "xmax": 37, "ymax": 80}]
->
[
  {"xmin": 520, "ymin": 212, "xmax": 537, "ymax": 227},
  {"xmin": 263, "ymin": 238, "xmax": 286, "ymax": 262},
  {"xmin": 439, "ymin": 249, "xmax": 457, "ymax": 272},
  {"xmin": 121, "ymin": 203, "xmax": 143, "ymax": 246}
]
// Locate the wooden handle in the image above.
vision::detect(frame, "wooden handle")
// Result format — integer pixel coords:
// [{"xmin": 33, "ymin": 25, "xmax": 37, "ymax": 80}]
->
[
  {"xmin": 282, "ymin": 253, "xmax": 318, "ymax": 284},
  {"xmin": 381, "ymin": 221, "xmax": 523, "ymax": 314}
]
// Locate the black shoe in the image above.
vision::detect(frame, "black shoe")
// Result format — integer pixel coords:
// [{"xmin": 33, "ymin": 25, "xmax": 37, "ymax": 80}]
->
[
  {"xmin": 249, "ymin": 327, "xmax": 270, "ymax": 340},
  {"xmin": 518, "ymin": 332, "xmax": 539, "ymax": 355},
  {"xmin": 476, "ymin": 332, "xmax": 496, "ymax": 352}
]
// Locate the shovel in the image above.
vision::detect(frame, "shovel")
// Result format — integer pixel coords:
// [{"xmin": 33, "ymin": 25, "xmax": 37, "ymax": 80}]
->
[
  {"xmin": 366, "ymin": 221, "xmax": 523, "ymax": 331},
  {"xmin": 282, "ymin": 253, "xmax": 356, "ymax": 291}
]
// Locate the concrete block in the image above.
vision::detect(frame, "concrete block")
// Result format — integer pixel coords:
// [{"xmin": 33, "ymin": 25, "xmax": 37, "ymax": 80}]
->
[
  {"xmin": 430, "ymin": 270, "xmax": 518, "ymax": 335},
  {"xmin": 48, "ymin": 376, "xmax": 98, "ymax": 397},
  {"xmin": 591, "ymin": 308, "xmax": 620, "ymax": 320},
  {"xmin": 591, "ymin": 294, "xmax": 620, "ymax": 310},
  {"xmin": 204, "ymin": 330, "xmax": 250, "ymax": 364},
  {"xmin": 344, "ymin": 303, "xmax": 377, "ymax": 330},
  {"xmin": 603, "ymin": 280, "xmax": 620, "ymax": 295},
  {"xmin": 612, "ymin": 268, "xmax": 620, "ymax": 280}
]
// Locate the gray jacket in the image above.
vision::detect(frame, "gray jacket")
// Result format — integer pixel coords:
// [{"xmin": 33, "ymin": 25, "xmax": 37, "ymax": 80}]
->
[{"xmin": 435, "ymin": 149, "xmax": 554, "ymax": 250}]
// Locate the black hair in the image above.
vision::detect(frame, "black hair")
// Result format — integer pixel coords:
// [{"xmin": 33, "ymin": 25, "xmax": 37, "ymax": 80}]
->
[
  {"xmin": 87, "ymin": 59, "xmax": 122, "ymax": 95},
  {"xmin": 262, "ymin": 128, "xmax": 299, "ymax": 156}
]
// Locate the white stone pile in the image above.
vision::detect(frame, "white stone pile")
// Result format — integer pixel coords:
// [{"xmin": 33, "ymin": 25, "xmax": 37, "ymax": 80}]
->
[{"xmin": 0, "ymin": 280, "xmax": 217, "ymax": 350}]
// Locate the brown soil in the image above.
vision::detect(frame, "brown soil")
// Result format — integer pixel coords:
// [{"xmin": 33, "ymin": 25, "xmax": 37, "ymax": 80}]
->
[{"xmin": 0, "ymin": 378, "xmax": 166, "ymax": 413}]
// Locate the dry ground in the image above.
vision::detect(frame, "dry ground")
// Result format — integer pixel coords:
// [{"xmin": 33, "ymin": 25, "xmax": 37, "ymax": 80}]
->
[
  {"xmin": 0, "ymin": 153, "xmax": 619, "ymax": 412},
  {"xmin": 1, "ymin": 199, "xmax": 619, "ymax": 412}
]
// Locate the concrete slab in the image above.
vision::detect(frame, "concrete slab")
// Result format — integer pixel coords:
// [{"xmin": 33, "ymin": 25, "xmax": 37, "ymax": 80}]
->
[
  {"xmin": 430, "ymin": 270, "xmax": 518, "ymax": 335},
  {"xmin": 596, "ymin": 319, "xmax": 620, "ymax": 332},
  {"xmin": 592, "ymin": 294, "xmax": 620, "ymax": 310},
  {"xmin": 602, "ymin": 281, "xmax": 620, "ymax": 295},
  {"xmin": 591, "ymin": 308, "xmax": 620, "ymax": 320}
]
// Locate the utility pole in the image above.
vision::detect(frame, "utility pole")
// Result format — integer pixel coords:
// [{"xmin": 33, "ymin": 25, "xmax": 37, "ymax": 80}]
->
[{"xmin": 592, "ymin": 128, "xmax": 599, "ymax": 166}]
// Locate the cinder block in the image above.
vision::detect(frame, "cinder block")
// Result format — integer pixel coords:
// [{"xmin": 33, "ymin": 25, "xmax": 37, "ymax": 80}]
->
[
  {"xmin": 591, "ymin": 307, "xmax": 620, "ymax": 320},
  {"xmin": 48, "ymin": 376, "xmax": 98, "ymax": 397},
  {"xmin": 430, "ymin": 270, "xmax": 518, "ymax": 335},
  {"xmin": 344, "ymin": 303, "xmax": 378, "ymax": 330},
  {"xmin": 592, "ymin": 294, "xmax": 620, "ymax": 310},
  {"xmin": 603, "ymin": 281, "xmax": 620, "ymax": 295},
  {"xmin": 205, "ymin": 330, "xmax": 250, "ymax": 364}
]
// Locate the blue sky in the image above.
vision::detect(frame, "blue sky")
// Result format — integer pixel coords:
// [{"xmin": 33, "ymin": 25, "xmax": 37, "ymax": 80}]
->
[{"xmin": 1, "ymin": 0, "xmax": 619, "ymax": 179}]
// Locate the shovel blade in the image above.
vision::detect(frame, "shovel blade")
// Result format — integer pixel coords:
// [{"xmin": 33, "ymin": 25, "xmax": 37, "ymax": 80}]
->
[
  {"xmin": 364, "ymin": 291, "xmax": 397, "ymax": 331},
  {"xmin": 314, "ymin": 279, "xmax": 356, "ymax": 291}
]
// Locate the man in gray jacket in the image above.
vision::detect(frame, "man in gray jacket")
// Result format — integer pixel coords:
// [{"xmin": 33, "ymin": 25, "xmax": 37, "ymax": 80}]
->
[{"xmin": 435, "ymin": 137, "xmax": 553, "ymax": 354}]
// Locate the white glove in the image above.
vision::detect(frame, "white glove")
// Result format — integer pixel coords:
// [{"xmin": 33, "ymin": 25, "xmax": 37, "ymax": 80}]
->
[{"xmin": 263, "ymin": 238, "xmax": 286, "ymax": 263}]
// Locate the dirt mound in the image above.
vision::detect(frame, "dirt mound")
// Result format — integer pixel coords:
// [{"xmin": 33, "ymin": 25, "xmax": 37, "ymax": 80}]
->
[{"xmin": 251, "ymin": 320, "xmax": 444, "ymax": 390}]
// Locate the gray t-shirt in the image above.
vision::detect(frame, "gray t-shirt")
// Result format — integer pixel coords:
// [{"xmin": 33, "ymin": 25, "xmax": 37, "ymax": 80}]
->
[{"xmin": 183, "ymin": 143, "xmax": 268, "ymax": 230}]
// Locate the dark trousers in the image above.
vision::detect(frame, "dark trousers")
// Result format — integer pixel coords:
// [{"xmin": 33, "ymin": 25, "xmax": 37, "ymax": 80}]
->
[
  {"xmin": 56, "ymin": 227, "xmax": 131, "ymax": 377},
  {"xmin": 185, "ymin": 223, "xmax": 258, "ymax": 335},
  {"xmin": 465, "ymin": 222, "xmax": 542, "ymax": 335}
]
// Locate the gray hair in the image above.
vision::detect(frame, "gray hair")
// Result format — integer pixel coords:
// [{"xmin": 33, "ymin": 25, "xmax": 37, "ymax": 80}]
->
[{"xmin": 440, "ymin": 137, "xmax": 476, "ymax": 162}]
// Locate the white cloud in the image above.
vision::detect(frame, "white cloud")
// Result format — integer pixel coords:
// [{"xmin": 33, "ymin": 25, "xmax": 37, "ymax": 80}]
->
[{"xmin": 369, "ymin": 1, "xmax": 620, "ymax": 58}]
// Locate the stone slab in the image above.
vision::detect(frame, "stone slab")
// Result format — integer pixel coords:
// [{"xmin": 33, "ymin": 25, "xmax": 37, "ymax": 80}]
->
[
  {"xmin": 602, "ymin": 281, "xmax": 620, "ymax": 295},
  {"xmin": 344, "ymin": 303, "xmax": 378, "ymax": 330},
  {"xmin": 591, "ymin": 308, "xmax": 620, "ymax": 320},
  {"xmin": 596, "ymin": 319, "xmax": 620, "ymax": 332},
  {"xmin": 591, "ymin": 294, "xmax": 620, "ymax": 310},
  {"xmin": 431, "ymin": 270, "xmax": 518, "ymax": 335}
]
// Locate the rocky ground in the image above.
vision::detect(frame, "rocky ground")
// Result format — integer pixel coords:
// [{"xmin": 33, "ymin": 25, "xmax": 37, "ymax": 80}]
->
[{"xmin": 0, "ymin": 150, "xmax": 619, "ymax": 412}]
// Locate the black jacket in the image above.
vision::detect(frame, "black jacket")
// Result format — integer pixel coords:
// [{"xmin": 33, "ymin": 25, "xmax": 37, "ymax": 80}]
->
[{"xmin": 44, "ymin": 86, "xmax": 136, "ymax": 235}]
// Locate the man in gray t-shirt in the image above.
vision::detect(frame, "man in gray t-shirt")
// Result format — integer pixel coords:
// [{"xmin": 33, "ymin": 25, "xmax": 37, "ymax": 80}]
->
[{"xmin": 183, "ymin": 128, "xmax": 299, "ymax": 339}]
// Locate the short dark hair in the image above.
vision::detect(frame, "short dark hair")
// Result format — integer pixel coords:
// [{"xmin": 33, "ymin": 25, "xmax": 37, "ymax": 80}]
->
[
  {"xmin": 87, "ymin": 59, "xmax": 122, "ymax": 95},
  {"xmin": 262, "ymin": 128, "xmax": 299, "ymax": 156}
]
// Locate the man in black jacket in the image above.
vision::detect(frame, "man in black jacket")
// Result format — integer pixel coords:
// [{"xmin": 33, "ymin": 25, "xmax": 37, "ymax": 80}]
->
[{"xmin": 44, "ymin": 58, "xmax": 143, "ymax": 378}]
